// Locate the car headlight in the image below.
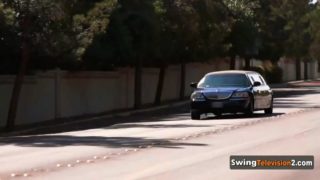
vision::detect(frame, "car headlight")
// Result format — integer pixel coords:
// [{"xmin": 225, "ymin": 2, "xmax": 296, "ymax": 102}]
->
[
  {"xmin": 232, "ymin": 92, "xmax": 249, "ymax": 98},
  {"xmin": 191, "ymin": 92, "xmax": 206, "ymax": 101}
]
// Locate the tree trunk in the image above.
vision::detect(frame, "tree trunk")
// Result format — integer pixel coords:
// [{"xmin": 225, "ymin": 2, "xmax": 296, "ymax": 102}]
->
[
  {"xmin": 179, "ymin": 63, "xmax": 186, "ymax": 100},
  {"xmin": 6, "ymin": 13, "xmax": 30, "ymax": 131},
  {"xmin": 154, "ymin": 65, "xmax": 166, "ymax": 105},
  {"xmin": 244, "ymin": 57, "xmax": 251, "ymax": 69},
  {"xmin": 230, "ymin": 55, "xmax": 236, "ymax": 70},
  {"xmin": 134, "ymin": 58, "xmax": 142, "ymax": 109},
  {"xmin": 295, "ymin": 58, "xmax": 301, "ymax": 80},
  {"xmin": 304, "ymin": 61, "xmax": 308, "ymax": 80},
  {"xmin": 6, "ymin": 41, "xmax": 30, "ymax": 131}
]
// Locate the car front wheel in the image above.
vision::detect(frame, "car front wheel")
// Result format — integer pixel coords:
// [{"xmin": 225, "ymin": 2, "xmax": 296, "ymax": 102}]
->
[
  {"xmin": 191, "ymin": 110, "xmax": 201, "ymax": 120},
  {"xmin": 265, "ymin": 98, "xmax": 273, "ymax": 115},
  {"xmin": 213, "ymin": 111, "xmax": 222, "ymax": 116},
  {"xmin": 245, "ymin": 98, "xmax": 254, "ymax": 116}
]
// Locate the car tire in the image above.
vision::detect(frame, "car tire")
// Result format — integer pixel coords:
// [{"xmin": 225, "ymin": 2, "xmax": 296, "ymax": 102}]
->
[
  {"xmin": 213, "ymin": 112, "xmax": 222, "ymax": 117},
  {"xmin": 265, "ymin": 97, "xmax": 273, "ymax": 115},
  {"xmin": 191, "ymin": 110, "xmax": 201, "ymax": 120},
  {"xmin": 245, "ymin": 98, "xmax": 254, "ymax": 116}
]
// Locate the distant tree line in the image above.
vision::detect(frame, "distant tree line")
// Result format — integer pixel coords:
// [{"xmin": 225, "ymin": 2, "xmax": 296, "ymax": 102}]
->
[{"xmin": 1, "ymin": 0, "xmax": 320, "ymax": 130}]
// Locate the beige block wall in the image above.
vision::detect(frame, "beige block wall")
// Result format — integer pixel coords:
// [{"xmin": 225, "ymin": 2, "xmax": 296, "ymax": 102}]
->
[
  {"xmin": 301, "ymin": 62, "xmax": 305, "ymax": 80},
  {"xmin": 235, "ymin": 57, "xmax": 244, "ymax": 70},
  {"xmin": 252, "ymin": 59, "xmax": 263, "ymax": 67},
  {"xmin": 142, "ymin": 68, "xmax": 159, "ymax": 105},
  {"xmin": 278, "ymin": 58, "xmax": 318, "ymax": 81},
  {"xmin": 162, "ymin": 65, "xmax": 181, "ymax": 101},
  {"xmin": 0, "ymin": 75, "xmax": 55, "ymax": 126},
  {"xmin": 0, "ymin": 59, "xmax": 319, "ymax": 127},
  {"xmin": 279, "ymin": 58, "xmax": 296, "ymax": 81},
  {"xmin": 185, "ymin": 63, "xmax": 206, "ymax": 96},
  {"xmin": 309, "ymin": 61, "xmax": 318, "ymax": 79},
  {"xmin": 118, "ymin": 68, "xmax": 135, "ymax": 109},
  {"xmin": 183, "ymin": 60, "xmax": 230, "ymax": 96},
  {"xmin": 17, "ymin": 76, "xmax": 55, "ymax": 125},
  {"xmin": 59, "ymin": 71, "xmax": 123, "ymax": 118}
]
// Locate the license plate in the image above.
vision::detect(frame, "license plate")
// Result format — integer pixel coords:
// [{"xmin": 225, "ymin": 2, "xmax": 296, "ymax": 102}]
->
[{"xmin": 211, "ymin": 102, "xmax": 223, "ymax": 108}]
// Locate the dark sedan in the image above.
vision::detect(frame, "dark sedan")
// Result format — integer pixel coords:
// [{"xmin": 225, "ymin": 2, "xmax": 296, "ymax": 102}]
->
[{"xmin": 190, "ymin": 70, "xmax": 273, "ymax": 120}]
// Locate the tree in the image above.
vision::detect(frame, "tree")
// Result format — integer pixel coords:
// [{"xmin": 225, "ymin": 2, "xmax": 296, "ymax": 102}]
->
[
  {"xmin": 255, "ymin": 0, "xmax": 288, "ymax": 63},
  {"xmin": 156, "ymin": 0, "xmax": 231, "ymax": 101},
  {"xmin": 84, "ymin": 0, "xmax": 232, "ymax": 105},
  {"xmin": 152, "ymin": 0, "xmax": 200, "ymax": 103},
  {"xmin": 0, "ymin": 2, "xmax": 19, "ymax": 74},
  {"xmin": 73, "ymin": 0, "xmax": 117, "ymax": 62},
  {"xmin": 3, "ymin": 0, "xmax": 32, "ymax": 131},
  {"xmin": 3, "ymin": 0, "xmax": 116, "ymax": 131},
  {"xmin": 222, "ymin": 0, "xmax": 260, "ymax": 69},
  {"xmin": 307, "ymin": 2, "xmax": 320, "ymax": 60},
  {"xmin": 270, "ymin": 0, "xmax": 312, "ymax": 80},
  {"xmin": 84, "ymin": 0, "xmax": 160, "ymax": 108}
]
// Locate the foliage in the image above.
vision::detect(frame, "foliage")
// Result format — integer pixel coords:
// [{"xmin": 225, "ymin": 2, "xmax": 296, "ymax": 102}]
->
[
  {"xmin": 273, "ymin": 0, "xmax": 312, "ymax": 59},
  {"xmin": 73, "ymin": 0, "xmax": 117, "ymax": 61},
  {"xmin": 0, "ymin": 0, "xmax": 117, "ymax": 72},
  {"xmin": 307, "ymin": 2, "xmax": 320, "ymax": 60},
  {"xmin": 255, "ymin": 0, "xmax": 288, "ymax": 62},
  {"xmin": 0, "ymin": 1, "xmax": 20, "ymax": 73},
  {"xmin": 0, "ymin": 0, "xmax": 319, "ymax": 72}
]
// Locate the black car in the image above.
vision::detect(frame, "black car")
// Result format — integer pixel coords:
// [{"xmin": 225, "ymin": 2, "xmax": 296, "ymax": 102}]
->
[{"xmin": 190, "ymin": 70, "xmax": 273, "ymax": 120}]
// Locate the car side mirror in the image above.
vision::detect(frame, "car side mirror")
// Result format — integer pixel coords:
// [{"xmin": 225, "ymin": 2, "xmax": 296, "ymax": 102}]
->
[
  {"xmin": 253, "ymin": 81, "xmax": 262, "ymax": 87},
  {"xmin": 190, "ymin": 82, "xmax": 198, "ymax": 88}
]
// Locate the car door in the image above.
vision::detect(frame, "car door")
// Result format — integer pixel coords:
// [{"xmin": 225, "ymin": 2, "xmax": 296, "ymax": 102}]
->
[
  {"xmin": 248, "ymin": 74, "xmax": 264, "ymax": 109},
  {"xmin": 257, "ymin": 75, "xmax": 273, "ymax": 108}
]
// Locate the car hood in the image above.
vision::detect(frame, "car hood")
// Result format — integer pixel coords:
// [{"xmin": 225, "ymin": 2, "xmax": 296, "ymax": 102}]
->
[
  {"xmin": 196, "ymin": 87, "xmax": 250, "ymax": 93},
  {"xmin": 195, "ymin": 87, "xmax": 250, "ymax": 100}
]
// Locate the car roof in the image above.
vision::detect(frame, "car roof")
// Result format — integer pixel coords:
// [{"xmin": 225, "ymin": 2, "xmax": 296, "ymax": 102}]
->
[{"xmin": 205, "ymin": 70, "xmax": 258, "ymax": 76}]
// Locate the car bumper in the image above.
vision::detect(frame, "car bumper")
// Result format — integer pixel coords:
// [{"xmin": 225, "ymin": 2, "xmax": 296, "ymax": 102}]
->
[{"xmin": 191, "ymin": 98, "xmax": 250, "ymax": 113}]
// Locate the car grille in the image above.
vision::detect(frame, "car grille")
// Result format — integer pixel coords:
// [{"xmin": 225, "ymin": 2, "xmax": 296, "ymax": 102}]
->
[{"xmin": 203, "ymin": 92, "xmax": 232, "ymax": 100}]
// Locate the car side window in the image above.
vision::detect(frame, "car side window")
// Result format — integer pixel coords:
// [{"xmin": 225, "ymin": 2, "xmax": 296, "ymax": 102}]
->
[
  {"xmin": 258, "ymin": 76, "xmax": 266, "ymax": 85},
  {"xmin": 249, "ymin": 76, "xmax": 255, "ymax": 84},
  {"xmin": 250, "ymin": 74, "xmax": 264, "ymax": 85}
]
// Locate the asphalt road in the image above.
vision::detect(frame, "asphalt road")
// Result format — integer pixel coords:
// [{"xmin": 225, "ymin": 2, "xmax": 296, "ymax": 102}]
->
[{"xmin": 0, "ymin": 83, "xmax": 320, "ymax": 180}]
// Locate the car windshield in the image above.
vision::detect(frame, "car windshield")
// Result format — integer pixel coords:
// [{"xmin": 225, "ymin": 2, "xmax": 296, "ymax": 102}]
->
[{"xmin": 198, "ymin": 74, "xmax": 251, "ymax": 88}]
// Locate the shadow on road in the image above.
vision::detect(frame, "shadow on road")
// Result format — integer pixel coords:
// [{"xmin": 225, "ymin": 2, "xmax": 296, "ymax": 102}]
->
[{"xmin": 0, "ymin": 135, "xmax": 207, "ymax": 148}]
